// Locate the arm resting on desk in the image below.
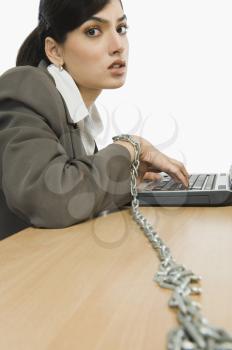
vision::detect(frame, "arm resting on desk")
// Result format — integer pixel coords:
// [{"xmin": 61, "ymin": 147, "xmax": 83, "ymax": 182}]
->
[{"xmin": 0, "ymin": 67, "xmax": 131, "ymax": 229}]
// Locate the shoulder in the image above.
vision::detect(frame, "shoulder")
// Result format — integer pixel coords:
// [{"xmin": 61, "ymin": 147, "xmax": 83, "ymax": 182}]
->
[
  {"xmin": 0, "ymin": 65, "xmax": 55, "ymax": 92},
  {"xmin": 0, "ymin": 65, "xmax": 63, "ymax": 111},
  {"xmin": 0, "ymin": 64, "xmax": 54, "ymax": 82}
]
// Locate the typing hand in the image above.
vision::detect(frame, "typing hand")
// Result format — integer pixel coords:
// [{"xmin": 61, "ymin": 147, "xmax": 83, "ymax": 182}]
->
[{"xmin": 133, "ymin": 135, "xmax": 189, "ymax": 188}]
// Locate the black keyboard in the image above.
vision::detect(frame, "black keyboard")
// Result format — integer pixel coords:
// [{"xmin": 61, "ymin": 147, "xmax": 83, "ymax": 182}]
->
[
  {"xmin": 136, "ymin": 170, "xmax": 232, "ymax": 206},
  {"xmin": 144, "ymin": 174, "xmax": 217, "ymax": 192}
]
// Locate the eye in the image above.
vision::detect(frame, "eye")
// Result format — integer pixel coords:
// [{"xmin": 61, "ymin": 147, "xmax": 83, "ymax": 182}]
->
[
  {"xmin": 117, "ymin": 24, "xmax": 129, "ymax": 35},
  {"xmin": 85, "ymin": 24, "xmax": 129, "ymax": 37},
  {"xmin": 85, "ymin": 27, "xmax": 101, "ymax": 37}
]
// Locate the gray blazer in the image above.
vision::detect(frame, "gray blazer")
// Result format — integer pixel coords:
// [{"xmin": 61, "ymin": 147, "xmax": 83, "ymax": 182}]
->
[{"xmin": 0, "ymin": 60, "xmax": 131, "ymax": 240}]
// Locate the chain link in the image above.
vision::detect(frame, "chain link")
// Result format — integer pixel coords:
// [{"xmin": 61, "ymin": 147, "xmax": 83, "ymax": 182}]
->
[{"xmin": 113, "ymin": 134, "xmax": 232, "ymax": 350}]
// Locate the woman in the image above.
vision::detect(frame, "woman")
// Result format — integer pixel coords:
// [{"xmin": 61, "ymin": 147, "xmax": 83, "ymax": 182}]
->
[{"xmin": 0, "ymin": 0, "xmax": 189, "ymax": 239}]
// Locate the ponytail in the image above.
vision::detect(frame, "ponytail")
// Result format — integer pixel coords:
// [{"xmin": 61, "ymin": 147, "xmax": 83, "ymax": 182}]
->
[{"xmin": 16, "ymin": 25, "xmax": 50, "ymax": 67}]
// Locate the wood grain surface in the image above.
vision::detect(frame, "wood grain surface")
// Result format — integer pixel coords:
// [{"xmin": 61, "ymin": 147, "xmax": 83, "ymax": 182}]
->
[{"xmin": 0, "ymin": 206, "xmax": 232, "ymax": 350}]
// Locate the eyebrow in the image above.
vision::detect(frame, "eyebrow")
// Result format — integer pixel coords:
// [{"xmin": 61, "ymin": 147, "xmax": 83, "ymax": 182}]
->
[{"xmin": 86, "ymin": 14, "xmax": 127, "ymax": 24}]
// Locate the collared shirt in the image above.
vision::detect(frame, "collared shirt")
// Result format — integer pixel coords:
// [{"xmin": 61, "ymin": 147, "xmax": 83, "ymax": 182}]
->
[{"xmin": 47, "ymin": 63, "xmax": 103, "ymax": 155}]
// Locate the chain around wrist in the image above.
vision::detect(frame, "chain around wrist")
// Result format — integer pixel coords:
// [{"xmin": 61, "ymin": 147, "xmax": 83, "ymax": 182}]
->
[
  {"xmin": 112, "ymin": 134, "xmax": 141, "ymax": 210},
  {"xmin": 112, "ymin": 134, "xmax": 141, "ymax": 175}
]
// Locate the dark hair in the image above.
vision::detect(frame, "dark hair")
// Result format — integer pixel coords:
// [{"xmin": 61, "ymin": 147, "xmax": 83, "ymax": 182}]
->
[{"xmin": 16, "ymin": 0, "xmax": 123, "ymax": 67}]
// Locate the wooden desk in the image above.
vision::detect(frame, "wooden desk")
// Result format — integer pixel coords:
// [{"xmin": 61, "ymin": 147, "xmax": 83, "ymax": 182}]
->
[{"xmin": 0, "ymin": 207, "xmax": 232, "ymax": 350}]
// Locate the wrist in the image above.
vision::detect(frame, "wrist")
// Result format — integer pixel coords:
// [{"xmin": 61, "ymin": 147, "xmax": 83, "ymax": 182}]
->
[
  {"xmin": 113, "ymin": 140, "xmax": 135, "ymax": 162},
  {"xmin": 112, "ymin": 134, "xmax": 141, "ymax": 163}
]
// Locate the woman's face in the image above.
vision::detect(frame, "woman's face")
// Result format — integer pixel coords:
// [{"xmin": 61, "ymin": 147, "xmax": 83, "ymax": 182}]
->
[{"xmin": 60, "ymin": 0, "xmax": 129, "ymax": 91}]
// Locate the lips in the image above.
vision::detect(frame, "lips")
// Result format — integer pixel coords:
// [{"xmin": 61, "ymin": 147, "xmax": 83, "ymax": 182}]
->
[{"xmin": 108, "ymin": 59, "xmax": 126, "ymax": 69}]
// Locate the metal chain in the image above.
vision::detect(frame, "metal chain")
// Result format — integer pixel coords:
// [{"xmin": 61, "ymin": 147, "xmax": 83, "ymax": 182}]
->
[{"xmin": 113, "ymin": 134, "xmax": 232, "ymax": 350}]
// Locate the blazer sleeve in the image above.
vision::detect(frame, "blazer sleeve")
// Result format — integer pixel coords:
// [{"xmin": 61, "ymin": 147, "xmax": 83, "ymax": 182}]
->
[{"xmin": 0, "ymin": 66, "xmax": 132, "ymax": 228}]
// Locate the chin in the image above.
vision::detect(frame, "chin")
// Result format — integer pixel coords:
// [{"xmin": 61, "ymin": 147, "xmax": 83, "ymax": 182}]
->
[{"xmin": 106, "ymin": 79, "xmax": 126, "ymax": 89}]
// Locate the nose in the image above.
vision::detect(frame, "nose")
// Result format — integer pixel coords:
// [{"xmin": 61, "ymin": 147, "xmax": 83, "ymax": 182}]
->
[{"xmin": 108, "ymin": 30, "xmax": 125, "ymax": 55}]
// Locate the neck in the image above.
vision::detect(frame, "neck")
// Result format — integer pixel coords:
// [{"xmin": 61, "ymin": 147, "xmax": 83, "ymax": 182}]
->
[{"xmin": 77, "ymin": 86, "xmax": 102, "ymax": 110}]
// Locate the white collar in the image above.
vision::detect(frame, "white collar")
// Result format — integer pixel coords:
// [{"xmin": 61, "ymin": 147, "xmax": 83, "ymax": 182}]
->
[
  {"xmin": 46, "ymin": 63, "xmax": 103, "ymax": 154},
  {"xmin": 47, "ymin": 64, "xmax": 102, "ymax": 127}
]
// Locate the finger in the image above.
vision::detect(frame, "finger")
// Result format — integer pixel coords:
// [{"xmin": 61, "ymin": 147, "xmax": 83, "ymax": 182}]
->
[
  {"xmin": 168, "ymin": 165, "xmax": 189, "ymax": 188},
  {"xmin": 176, "ymin": 172, "xmax": 189, "ymax": 188},
  {"xmin": 169, "ymin": 158, "xmax": 189, "ymax": 179},
  {"xmin": 177, "ymin": 163, "xmax": 189, "ymax": 181},
  {"xmin": 174, "ymin": 167, "xmax": 189, "ymax": 187},
  {"xmin": 143, "ymin": 172, "xmax": 162, "ymax": 181},
  {"xmin": 165, "ymin": 157, "xmax": 190, "ymax": 187}
]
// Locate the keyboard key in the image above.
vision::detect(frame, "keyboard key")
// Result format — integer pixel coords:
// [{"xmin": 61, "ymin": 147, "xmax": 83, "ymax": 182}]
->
[
  {"xmin": 191, "ymin": 174, "xmax": 207, "ymax": 190},
  {"xmin": 161, "ymin": 179, "xmax": 176, "ymax": 190},
  {"xmin": 189, "ymin": 175, "xmax": 198, "ymax": 188},
  {"xmin": 218, "ymin": 185, "xmax": 226, "ymax": 190},
  {"xmin": 204, "ymin": 174, "xmax": 216, "ymax": 190},
  {"xmin": 170, "ymin": 182, "xmax": 186, "ymax": 190},
  {"xmin": 177, "ymin": 183, "xmax": 186, "ymax": 190}
]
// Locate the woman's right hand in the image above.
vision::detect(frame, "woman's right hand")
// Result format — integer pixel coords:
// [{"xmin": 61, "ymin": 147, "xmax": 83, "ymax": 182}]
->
[
  {"xmin": 133, "ymin": 135, "xmax": 189, "ymax": 188},
  {"xmin": 114, "ymin": 135, "xmax": 189, "ymax": 188}
]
